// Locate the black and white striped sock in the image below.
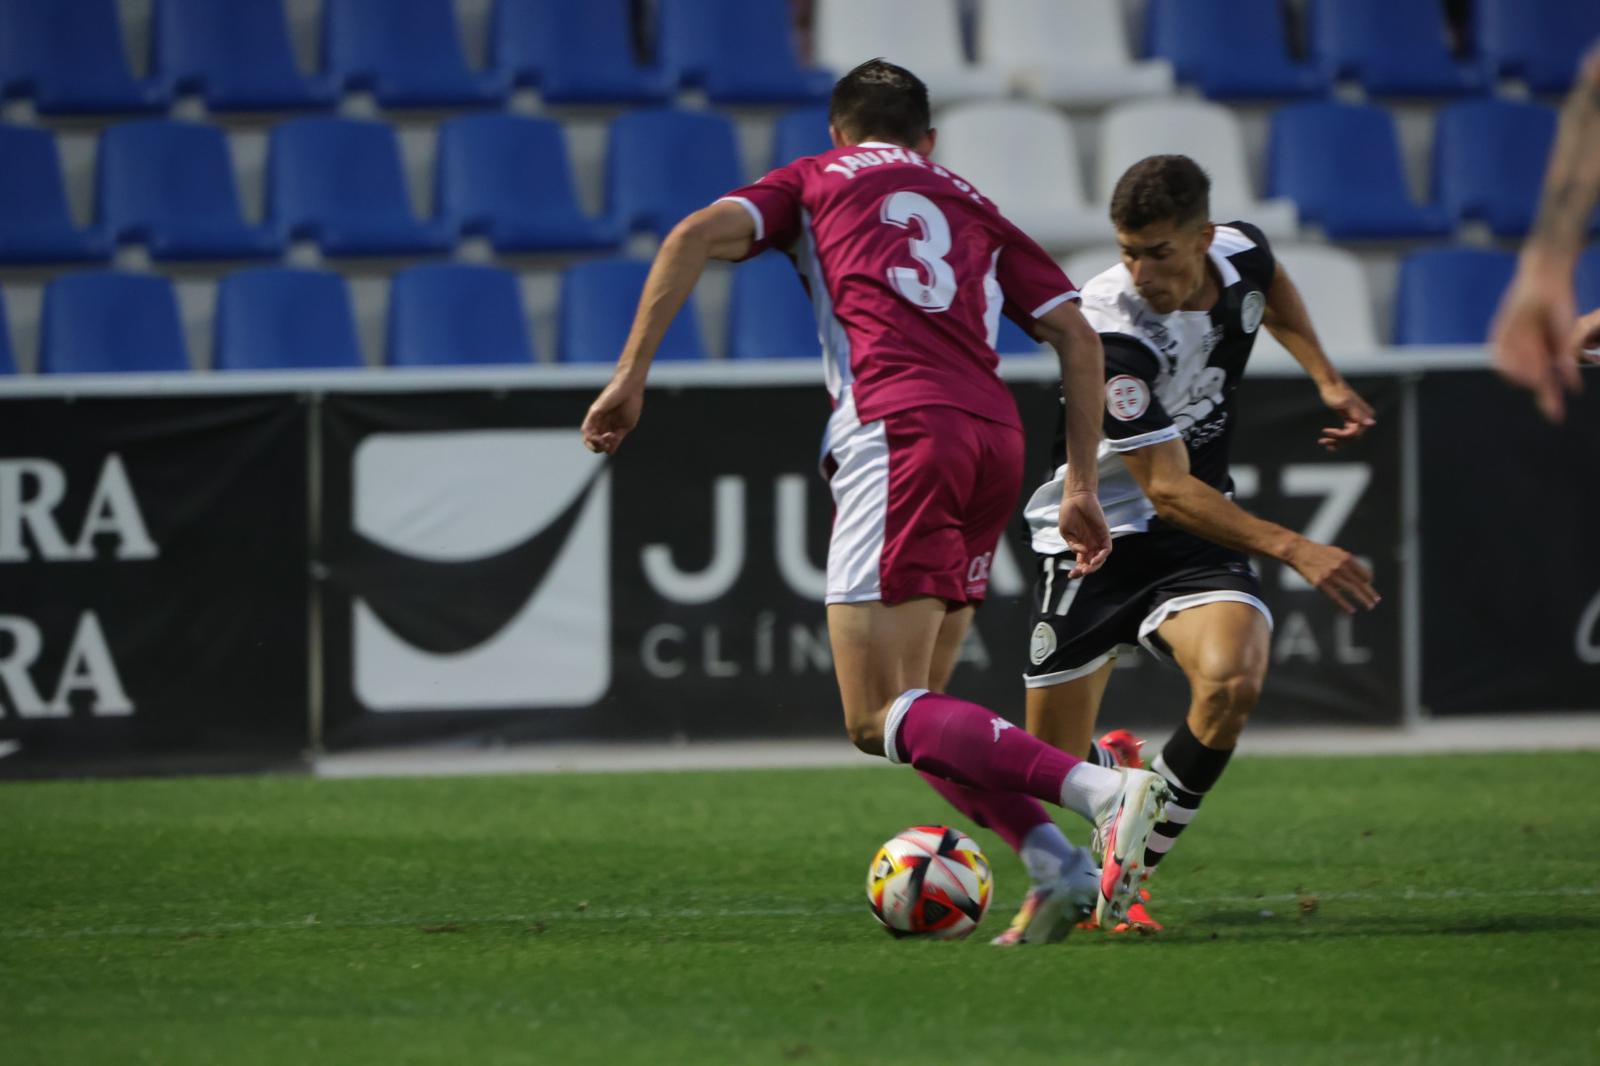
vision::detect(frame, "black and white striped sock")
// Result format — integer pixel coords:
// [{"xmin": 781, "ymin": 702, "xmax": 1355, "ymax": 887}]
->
[
  {"xmin": 1087, "ymin": 740, "xmax": 1117, "ymax": 768},
  {"xmin": 1144, "ymin": 721, "xmax": 1234, "ymax": 871}
]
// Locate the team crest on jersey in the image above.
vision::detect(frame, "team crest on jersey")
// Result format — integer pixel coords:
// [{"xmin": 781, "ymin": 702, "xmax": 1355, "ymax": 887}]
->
[
  {"xmin": 1029, "ymin": 622, "xmax": 1057, "ymax": 665},
  {"xmin": 1106, "ymin": 374, "xmax": 1151, "ymax": 422},
  {"xmin": 1241, "ymin": 291, "xmax": 1266, "ymax": 334}
]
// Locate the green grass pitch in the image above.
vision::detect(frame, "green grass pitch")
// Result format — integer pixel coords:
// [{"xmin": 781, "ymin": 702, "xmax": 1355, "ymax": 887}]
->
[{"xmin": 3, "ymin": 752, "xmax": 1598, "ymax": 1065}]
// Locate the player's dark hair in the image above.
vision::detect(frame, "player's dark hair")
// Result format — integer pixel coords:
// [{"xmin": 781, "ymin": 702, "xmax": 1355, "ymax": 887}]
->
[
  {"xmin": 828, "ymin": 59, "xmax": 931, "ymax": 147},
  {"xmin": 1110, "ymin": 155, "xmax": 1212, "ymax": 232}
]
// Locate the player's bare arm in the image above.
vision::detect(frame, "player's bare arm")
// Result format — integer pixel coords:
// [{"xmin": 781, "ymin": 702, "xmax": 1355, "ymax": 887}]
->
[
  {"xmin": 1489, "ymin": 43, "xmax": 1600, "ymax": 422},
  {"xmin": 1574, "ymin": 307, "xmax": 1600, "ymax": 361},
  {"xmin": 1035, "ymin": 300, "xmax": 1113, "ymax": 577},
  {"xmin": 1261, "ymin": 263, "xmax": 1376, "ymax": 452},
  {"xmin": 581, "ymin": 200, "xmax": 756, "ymax": 454},
  {"xmin": 1120, "ymin": 437, "xmax": 1380, "ymax": 614}
]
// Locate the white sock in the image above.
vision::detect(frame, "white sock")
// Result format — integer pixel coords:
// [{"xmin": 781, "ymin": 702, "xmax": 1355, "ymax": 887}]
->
[{"xmin": 1060, "ymin": 763, "xmax": 1123, "ymax": 823}]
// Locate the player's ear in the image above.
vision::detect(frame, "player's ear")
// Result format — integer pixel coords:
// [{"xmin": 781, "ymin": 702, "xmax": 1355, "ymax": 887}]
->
[
  {"xmin": 829, "ymin": 123, "xmax": 847, "ymax": 149},
  {"xmin": 916, "ymin": 128, "xmax": 936, "ymax": 157},
  {"xmin": 1198, "ymin": 221, "xmax": 1216, "ymax": 251}
]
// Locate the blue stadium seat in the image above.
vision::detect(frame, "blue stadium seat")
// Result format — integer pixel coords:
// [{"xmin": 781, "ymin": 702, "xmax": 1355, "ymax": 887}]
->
[
  {"xmin": 96, "ymin": 120, "xmax": 282, "ymax": 260},
  {"xmin": 1476, "ymin": 0, "xmax": 1600, "ymax": 94},
  {"xmin": 772, "ymin": 106, "xmax": 833, "ymax": 167},
  {"xmin": 1309, "ymin": 0, "xmax": 1482, "ymax": 96},
  {"xmin": 490, "ymin": 0, "xmax": 669, "ymax": 104},
  {"xmin": 387, "ymin": 263, "xmax": 535, "ymax": 366},
  {"xmin": 560, "ymin": 258, "xmax": 707, "ymax": 363},
  {"xmin": 728, "ymin": 251, "xmax": 819, "ymax": 360},
  {"xmin": 1393, "ymin": 248, "xmax": 1517, "ymax": 345},
  {"xmin": 997, "ymin": 316, "xmax": 1044, "ymax": 356},
  {"xmin": 0, "ymin": 0, "xmax": 166, "ymax": 113},
  {"xmin": 1143, "ymin": 0, "xmax": 1326, "ymax": 99},
  {"xmin": 214, "ymin": 268, "xmax": 364, "ymax": 371},
  {"xmin": 152, "ymin": 0, "xmax": 337, "ymax": 110},
  {"xmin": 0, "ymin": 288, "xmax": 14, "ymax": 374},
  {"xmin": 323, "ymin": 0, "xmax": 503, "ymax": 107},
  {"xmin": 1432, "ymin": 100, "xmax": 1558, "ymax": 239},
  {"xmin": 657, "ymin": 0, "xmax": 831, "ymax": 104},
  {"xmin": 40, "ymin": 272, "xmax": 189, "ymax": 373},
  {"xmin": 1267, "ymin": 103, "xmax": 1450, "ymax": 239},
  {"xmin": 1577, "ymin": 248, "xmax": 1600, "ymax": 312},
  {"xmin": 435, "ymin": 114, "xmax": 620, "ymax": 252},
  {"xmin": 0, "ymin": 125, "xmax": 110, "ymax": 263},
  {"xmin": 607, "ymin": 109, "xmax": 744, "ymax": 239},
  {"xmin": 267, "ymin": 117, "xmax": 454, "ymax": 256}
]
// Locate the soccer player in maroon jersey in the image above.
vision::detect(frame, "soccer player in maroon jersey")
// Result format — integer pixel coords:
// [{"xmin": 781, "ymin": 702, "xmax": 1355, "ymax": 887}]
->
[{"xmin": 583, "ymin": 59, "xmax": 1170, "ymax": 941}]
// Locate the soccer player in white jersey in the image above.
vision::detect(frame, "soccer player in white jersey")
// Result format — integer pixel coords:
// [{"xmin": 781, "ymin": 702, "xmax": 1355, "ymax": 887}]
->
[
  {"xmin": 583, "ymin": 60, "xmax": 1174, "ymax": 940},
  {"xmin": 1015, "ymin": 155, "xmax": 1382, "ymax": 933}
]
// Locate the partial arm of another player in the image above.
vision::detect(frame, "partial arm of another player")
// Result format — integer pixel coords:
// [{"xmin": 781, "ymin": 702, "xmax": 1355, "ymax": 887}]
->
[
  {"xmin": 1120, "ymin": 438, "xmax": 1380, "ymax": 614},
  {"xmin": 1260, "ymin": 263, "xmax": 1376, "ymax": 452},
  {"xmin": 1034, "ymin": 301, "xmax": 1113, "ymax": 576},
  {"xmin": 581, "ymin": 201, "xmax": 757, "ymax": 454}
]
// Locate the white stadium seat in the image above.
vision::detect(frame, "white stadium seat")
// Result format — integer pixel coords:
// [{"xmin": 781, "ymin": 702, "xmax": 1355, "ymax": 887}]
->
[
  {"xmin": 813, "ymin": 0, "xmax": 1008, "ymax": 107},
  {"xmin": 1248, "ymin": 244, "xmax": 1380, "ymax": 372},
  {"xmin": 1061, "ymin": 246, "xmax": 1122, "ymax": 289},
  {"xmin": 1098, "ymin": 98, "xmax": 1299, "ymax": 240},
  {"xmin": 975, "ymin": 0, "xmax": 1174, "ymax": 107},
  {"xmin": 935, "ymin": 101, "xmax": 1112, "ymax": 250}
]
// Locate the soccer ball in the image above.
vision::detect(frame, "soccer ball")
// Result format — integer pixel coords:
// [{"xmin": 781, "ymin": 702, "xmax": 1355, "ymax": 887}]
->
[{"xmin": 866, "ymin": 825, "xmax": 993, "ymax": 939}]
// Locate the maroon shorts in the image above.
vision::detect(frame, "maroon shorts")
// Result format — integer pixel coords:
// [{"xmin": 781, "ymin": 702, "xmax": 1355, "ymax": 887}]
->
[{"xmin": 823, "ymin": 401, "xmax": 1025, "ymax": 606}]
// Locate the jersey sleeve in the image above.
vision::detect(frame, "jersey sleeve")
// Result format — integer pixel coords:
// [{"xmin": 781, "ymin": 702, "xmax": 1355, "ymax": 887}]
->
[
  {"xmin": 1221, "ymin": 219, "xmax": 1277, "ymax": 289},
  {"xmin": 995, "ymin": 221, "xmax": 1079, "ymax": 334},
  {"xmin": 718, "ymin": 162, "xmax": 806, "ymax": 260},
  {"xmin": 1101, "ymin": 334, "xmax": 1181, "ymax": 452}
]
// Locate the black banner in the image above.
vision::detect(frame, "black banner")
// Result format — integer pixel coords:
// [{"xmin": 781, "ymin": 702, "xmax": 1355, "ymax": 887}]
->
[
  {"xmin": 1419, "ymin": 371, "xmax": 1600, "ymax": 713},
  {"xmin": 0, "ymin": 396, "xmax": 309, "ymax": 775},
  {"xmin": 319, "ymin": 375, "xmax": 1405, "ymax": 749}
]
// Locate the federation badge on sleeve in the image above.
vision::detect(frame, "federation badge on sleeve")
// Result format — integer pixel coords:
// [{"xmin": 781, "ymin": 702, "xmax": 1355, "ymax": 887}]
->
[{"xmin": 1106, "ymin": 374, "xmax": 1151, "ymax": 422}]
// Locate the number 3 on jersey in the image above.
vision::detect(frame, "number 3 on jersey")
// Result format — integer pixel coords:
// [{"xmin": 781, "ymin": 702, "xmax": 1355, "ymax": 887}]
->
[{"xmin": 880, "ymin": 190, "xmax": 957, "ymax": 313}]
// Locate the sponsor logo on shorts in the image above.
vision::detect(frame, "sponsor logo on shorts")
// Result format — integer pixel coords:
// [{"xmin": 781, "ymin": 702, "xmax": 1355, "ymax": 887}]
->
[
  {"xmin": 1029, "ymin": 621, "xmax": 1057, "ymax": 665},
  {"xmin": 1106, "ymin": 375, "xmax": 1150, "ymax": 422},
  {"xmin": 1241, "ymin": 290, "xmax": 1265, "ymax": 334}
]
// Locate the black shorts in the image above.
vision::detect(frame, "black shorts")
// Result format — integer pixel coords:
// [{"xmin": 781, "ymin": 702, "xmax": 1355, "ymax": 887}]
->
[{"xmin": 1023, "ymin": 529, "xmax": 1272, "ymax": 688}]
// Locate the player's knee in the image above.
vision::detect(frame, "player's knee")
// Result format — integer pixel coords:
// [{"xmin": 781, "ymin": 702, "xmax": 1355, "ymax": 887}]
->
[
  {"xmin": 844, "ymin": 713, "xmax": 887, "ymax": 757},
  {"xmin": 1194, "ymin": 670, "xmax": 1263, "ymax": 720}
]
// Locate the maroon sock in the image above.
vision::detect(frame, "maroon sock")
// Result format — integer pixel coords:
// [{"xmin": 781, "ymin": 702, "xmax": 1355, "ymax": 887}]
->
[
  {"xmin": 917, "ymin": 771, "xmax": 1053, "ymax": 853},
  {"xmin": 887, "ymin": 690, "xmax": 1082, "ymax": 808}
]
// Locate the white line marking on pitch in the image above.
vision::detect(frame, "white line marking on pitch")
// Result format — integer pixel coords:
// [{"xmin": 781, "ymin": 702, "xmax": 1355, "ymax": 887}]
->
[{"xmin": 4, "ymin": 885, "xmax": 1596, "ymax": 942}]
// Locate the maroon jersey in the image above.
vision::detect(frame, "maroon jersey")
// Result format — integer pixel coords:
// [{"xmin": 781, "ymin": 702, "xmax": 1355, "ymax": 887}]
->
[{"xmin": 719, "ymin": 141, "xmax": 1078, "ymax": 429}]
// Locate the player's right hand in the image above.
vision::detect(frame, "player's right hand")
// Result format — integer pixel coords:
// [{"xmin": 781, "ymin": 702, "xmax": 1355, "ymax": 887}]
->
[
  {"xmin": 1286, "ymin": 539, "xmax": 1380, "ymax": 614},
  {"xmin": 581, "ymin": 378, "xmax": 644, "ymax": 454},
  {"xmin": 1489, "ymin": 259, "xmax": 1583, "ymax": 423},
  {"xmin": 1059, "ymin": 490, "xmax": 1112, "ymax": 578}
]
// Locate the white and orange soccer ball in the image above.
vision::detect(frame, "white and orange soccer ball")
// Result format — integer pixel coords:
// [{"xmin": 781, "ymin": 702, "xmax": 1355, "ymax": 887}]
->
[{"xmin": 866, "ymin": 825, "xmax": 993, "ymax": 939}]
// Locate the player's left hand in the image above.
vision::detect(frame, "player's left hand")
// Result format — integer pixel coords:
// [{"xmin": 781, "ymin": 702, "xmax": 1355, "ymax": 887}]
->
[
  {"xmin": 1060, "ymin": 490, "xmax": 1112, "ymax": 578},
  {"xmin": 582, "ymin": 377, "xmax": 644, "ymax": 454},
  {"xmin": 1316, "ymin": 381, "xmax": 1376, "ymax": 452}
]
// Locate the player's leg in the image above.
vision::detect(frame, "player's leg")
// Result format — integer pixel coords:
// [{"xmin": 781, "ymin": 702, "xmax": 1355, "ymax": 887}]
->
[
  {"xmin": 1025, "ymin": 658, "xmax": 1116, "ymax": 761},
  {"xmin": 1141, "ymin": 599, "xmax": 1271, "ymax": 874}
]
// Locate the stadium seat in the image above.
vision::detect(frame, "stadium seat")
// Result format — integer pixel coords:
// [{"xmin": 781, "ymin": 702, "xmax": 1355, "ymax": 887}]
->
[
  {"xmin": 1308, "ymin": 0, "xmax": 1482, "ymax": 96},
  {"xmin": 1097, "ymin": 99, "xmax": 1298, "ymax": 240},
  {"xmin": 436, "ymin": 114, "xmax": 620, "ymax": 252},
  {"xmin": 1576, "ymin": 248, "xmax": 1600, "ymax": 312},
  {"xmin": 1063, "ymin": 247, "xmax": 1122, "ymax": 289},
  {"xmin": 0, "ymin": 0, "xmax": 166, "ymax": 113},
  {"xmin": 975, "ymin": 0, "xmax": 1174, "ymax": 106},
  {"xmin": 40, "ymin": 272, "xmax": 189, "ymax": 374},
  {"xmin": 152, "ymin": 0, "xmax": 337, "ymax": 110},
  {"xmin": 387, "ymin": 263, "xmax": 535, "ymax": 366},
  {"xmin": 813, "ymin": 0, "xmax": 1007, "ymax": 106},
  {"xmin": 267, "ymin": 117, "xmax": 454, "ymax": 256},
  {"xmin": 559, "ymin": 258, "xmax": 707, "ymax": 363},
  {"xmin": 1432, "ymin": 100, "xmax": 1558, "ymax": 239},
  {"xmin": 935, "ymin": 101, "xmax": 1108, "ymax": 249},
  {"xmin": 727, "ymin": 251, "xmax": 819, "ymax": 360},
  {"xmin": 1248, "ymin": 245, "xmax": 1379, "ymax": 370},
  {"xmin": 657, "ymin": 0, "xmax": 831, "ymax": 104},
  {"xmin": 1266, "ymin": 103, "xmax": 1450, "ymax": 240},
  {"xmin": 322, "ymin": 0, "xmax": 503, "ymax": 107},
  {"xmin": 1393, "ymin": 248, "xmax": 1517, "ymax": 345},
  {"xmin": 1476, "ymin": 0, "xmax": 1600, "ymax": 94},
  {"xmin": 490, "ymin": 0, "xmax": 669, "ymax": 104},
  {"xmin": 606, "ymin": 109, "xmax": 744, "ymax": 239},
  {"xmin": 772, "ymin": 106, "xmax": 833, "ymax": 167},
  {"xmin": 1143, "ymin": 0, "xmax": 1326, "ymax": 99},
  {"xmin": 0, "ymin": 288, "xmax": 14, "ymax": 374},
  {"xmin": 0, "ymin": 125, "xmax": 111, "ymax": 263},
  {"xmin": 214, "ymin": 268, "xmax": 364, "ymax": 371},
  {"xmin": 96, "ymin": 120, "xmax": 283, "ymax": 260}
]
